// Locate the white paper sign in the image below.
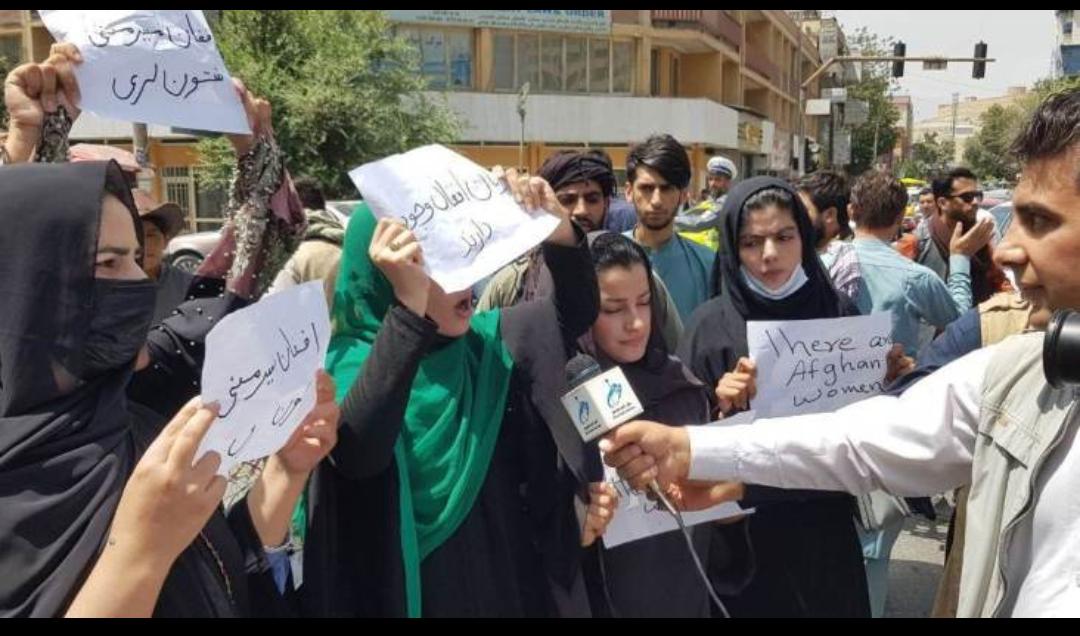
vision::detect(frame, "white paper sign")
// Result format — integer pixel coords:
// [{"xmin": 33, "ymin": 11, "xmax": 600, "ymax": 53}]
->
[
  {"xmin": 349, "ymin": 144, "xmax": 561, "ymax": 293},
  {"xmin": 600, "ymin": 412, "xmax": 756, "ymax": 549},
  {"xmin": 747, "ymin": 313, "xmax": 893, "ymax": 418},
  {"xmin": 196, "ymin": 281, "xmax": 331, "ymax": 475},
  {"xmin": 40, "ymin": 10, "xmax": 250, "ymax": 134}
]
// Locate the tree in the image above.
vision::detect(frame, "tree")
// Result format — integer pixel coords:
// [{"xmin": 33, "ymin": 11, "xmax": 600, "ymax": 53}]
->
[
  {"xmin": 196, "ymin": 10, "xmax": 460, "ymax": 198},
  {"xmin": 844, "ymin": 27, "xmax": 900, "ymax": 175},
  {"xmin": 900, "ymin": 132, "xmax": 954, "ymax": 179},
  {"xmin": 963, "ymin": 104, "xmax": 1021, "ymax": 183}
]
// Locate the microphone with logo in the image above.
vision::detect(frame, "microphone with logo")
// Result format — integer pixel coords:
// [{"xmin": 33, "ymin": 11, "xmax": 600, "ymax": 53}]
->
[{"xmin": 560, "ymin": 353, "xmax": 730, "ymax": 617}]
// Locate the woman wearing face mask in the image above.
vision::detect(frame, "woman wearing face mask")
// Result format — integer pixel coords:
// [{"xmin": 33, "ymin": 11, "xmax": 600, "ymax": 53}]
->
[
  {"xmin": 0, "ymin": 160, "xmax": 339, "ymax": 618},
  {"xmin": 300, "ymin": 170, "xmax": 604, "ymax": 618},
  {"xmin": 677, "ymin": 177, "xmax": 870, "ymax": 617},
  {"xmin": 567, "ymin": 232, "xmax": 749, "ymax": 617}
]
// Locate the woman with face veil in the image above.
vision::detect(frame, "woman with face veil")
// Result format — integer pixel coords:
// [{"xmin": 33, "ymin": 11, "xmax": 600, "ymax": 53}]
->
[
  {"xmin": 0, "ymin": 159, "xmax": 335, "ymax": 616},
  {"xmin": 677, "ymin": 177, "xmax": 870, "ymax": 617}
]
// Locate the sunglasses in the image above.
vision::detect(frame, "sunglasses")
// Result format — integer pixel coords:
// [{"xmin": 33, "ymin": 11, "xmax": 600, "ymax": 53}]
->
[{"xmin": 946, "ymin": 190, "xmax": 983, "ymax": 204}]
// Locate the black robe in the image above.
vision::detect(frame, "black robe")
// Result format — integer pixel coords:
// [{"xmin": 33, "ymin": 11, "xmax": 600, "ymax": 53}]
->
[
  {"xmin": 679, "ymin": 177, "xmax": 870, "ymax": 618},
  {"xmin": 0, "ymin": 161, "xmax": 285, "ymax": 617},
  {"xmin": 301, "ymin": 231, "xmax": 599, "ymax": 617}
]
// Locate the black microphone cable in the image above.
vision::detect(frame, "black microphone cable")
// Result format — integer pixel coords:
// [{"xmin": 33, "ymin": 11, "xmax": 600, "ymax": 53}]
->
[{"xmin": 647, "ymin": 481, "xmax": 732, "ymax": 618}]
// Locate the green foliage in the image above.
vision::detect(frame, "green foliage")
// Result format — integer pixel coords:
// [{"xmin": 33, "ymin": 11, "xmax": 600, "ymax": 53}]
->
[{"xmin": 196, "ymin": 10, "xmax": 460, "ymax": 198}]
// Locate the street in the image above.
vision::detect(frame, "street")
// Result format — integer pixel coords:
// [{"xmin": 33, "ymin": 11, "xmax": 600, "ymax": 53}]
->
[{"xmin": 884, "ymin": 498, "xmax": 953, "ymax": 617}]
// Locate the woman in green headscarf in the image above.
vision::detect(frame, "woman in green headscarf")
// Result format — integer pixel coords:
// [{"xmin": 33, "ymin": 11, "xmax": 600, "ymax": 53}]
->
[{"xmin": 300, "ymin": 170, "xmax": 602, "ymax": 617}]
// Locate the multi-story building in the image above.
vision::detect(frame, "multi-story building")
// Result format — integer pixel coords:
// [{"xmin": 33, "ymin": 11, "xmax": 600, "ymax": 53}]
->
[
  {"xmin": 912, "ymin": 87, "xmax": 1029, "ymax": 165},
  {"xmin": 388, "ymin": 10, "xmax": 824, "ymax": 191},
  {"xmin": 891, "ymin": 95, "xmax": 914, "ymax": 166},
  {"xmin": 1054, "ymin": 9, "xmax": 1080, "ymax": 77}
]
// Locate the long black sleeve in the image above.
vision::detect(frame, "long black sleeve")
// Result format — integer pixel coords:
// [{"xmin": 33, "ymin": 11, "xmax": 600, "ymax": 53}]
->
[
  {"xmin": 128, "ymin": 276, "xmax": 249, "ymax": 419},
  {"xmin": 502, "ymin": 226, "xmax": 598, "ymax": 365},
  {"xmin": 330, "ymin": 304, "xmax": 438, "ymax": 481}
]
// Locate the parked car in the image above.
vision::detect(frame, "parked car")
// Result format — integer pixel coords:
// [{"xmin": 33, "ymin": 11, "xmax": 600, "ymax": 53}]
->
[
  {"xmin": 164, "ymin": 199, "xmax": 362, "ymax": 272},
  {"xmin": 987, "ymin": 202, "xmax": 1014, "ymax": 244}
]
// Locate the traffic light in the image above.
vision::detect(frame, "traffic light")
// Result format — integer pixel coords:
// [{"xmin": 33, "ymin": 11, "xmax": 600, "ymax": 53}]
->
[
  {"xmin": 892, "ymin": 41, "xmax": 906, "ymax": 78},
  {"xmin": 973, "ymin": 41, "xmax": 988, "ymax": 79}
]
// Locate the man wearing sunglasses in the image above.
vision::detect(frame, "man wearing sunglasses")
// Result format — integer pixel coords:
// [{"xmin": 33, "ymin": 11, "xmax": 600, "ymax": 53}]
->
[
  {"xmin": 477, "ymin": 149, "xmax": 684, "ymax": 349},
  {"xmin": 911, "ymin": 168, "xmax": 1009, "ymax": 306}
]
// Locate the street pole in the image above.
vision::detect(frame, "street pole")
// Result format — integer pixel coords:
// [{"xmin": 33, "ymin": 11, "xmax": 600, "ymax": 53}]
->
[
  {"xmin": 872, "ymin": 122, "xmax": 879, "ymax": 168},
  {"xmin": 517, "ymin": 82, "xmax": 529, "ymax": 172},
  {"xmin": 796, "ymin": 14, "xmax": 806, "ymax": 175}
]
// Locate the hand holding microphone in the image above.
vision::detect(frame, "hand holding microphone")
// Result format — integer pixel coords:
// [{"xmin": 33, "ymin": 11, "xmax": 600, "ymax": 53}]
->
[{"xmin": 561, "ymin": 353, "xmax": 669, "ymax": 502}]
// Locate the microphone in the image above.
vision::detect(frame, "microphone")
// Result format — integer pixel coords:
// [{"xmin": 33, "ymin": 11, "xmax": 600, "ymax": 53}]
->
[
  {"xmin": 561, "ymin": 353, "xmax": 731, "ymax": 617},
  {"xmin": 561, "ymin": 353, "xmax": 644, "ymax": 442},
  {"xmin": 561, "ymin": 353, "xmax": 669, "ymax": 500}
]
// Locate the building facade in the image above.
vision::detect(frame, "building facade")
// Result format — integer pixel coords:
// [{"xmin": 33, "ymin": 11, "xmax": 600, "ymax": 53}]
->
[
  {"xmin": 912, "ymin": 87, "xmax": 1029, "ymax": 165},
  {"xmin": 388, "ymin": 10, "xmax": 823, "ymax": 191}
]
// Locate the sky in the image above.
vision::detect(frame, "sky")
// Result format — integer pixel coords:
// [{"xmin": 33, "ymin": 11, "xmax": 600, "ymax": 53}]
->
[{"xmin": 832, "ymin": 10, "xmax": 1057, "ymax": 122}]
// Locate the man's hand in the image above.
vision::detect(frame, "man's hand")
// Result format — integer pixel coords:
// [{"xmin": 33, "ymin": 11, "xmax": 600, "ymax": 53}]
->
[
  {"xmin": 599, "ymin": 420, "xmax": 691, "ymax": 492},
  {"xmin": 949, "ymin": 217, "xmax": 994, "ymax": 258}
]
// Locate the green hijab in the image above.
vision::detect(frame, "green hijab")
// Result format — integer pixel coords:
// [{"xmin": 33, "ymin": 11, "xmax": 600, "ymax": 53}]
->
[{"xmin": 325, "ymin": 205, "xmax": 514, "ymax": 617}]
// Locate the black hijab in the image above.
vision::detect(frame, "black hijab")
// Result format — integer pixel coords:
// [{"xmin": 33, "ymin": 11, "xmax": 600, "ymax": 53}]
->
[
  {"xmin": 579, "ymin": 232, "xmax": 707, "ymax": 419},
  {"xmin": 0, "ymin": 161, "xmax": 147, "ymax": 616},
  {"xmin": 580, "ymin": 232, "xmax": 714, "ymax": 618},
  {"xmin": 683, "ymin": 177, "xmax": 844, "ymax": 388}
]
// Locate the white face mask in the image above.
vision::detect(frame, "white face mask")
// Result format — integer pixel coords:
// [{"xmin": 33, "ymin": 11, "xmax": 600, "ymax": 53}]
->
[{"xmin": 740, "ymin": 264, "xmax": 809, "ymax": 300}]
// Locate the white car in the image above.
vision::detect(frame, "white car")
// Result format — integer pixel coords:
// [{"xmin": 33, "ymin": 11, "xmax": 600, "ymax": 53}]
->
[{"xmin": 165, "ymin": 200, "xmax": 361, "ymax": 273}]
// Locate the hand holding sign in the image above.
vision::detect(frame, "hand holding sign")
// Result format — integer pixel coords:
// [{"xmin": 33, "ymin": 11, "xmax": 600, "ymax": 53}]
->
[
  {"xmin": 493, "ymin": 165, "xmax": 577, "ymax": 247},
  {"xmin": 197, "ymin": 281, "xmax": 332, "ymax": 476},
  {"xmin": 370, "ymin": 218, "xmax": 430, "ymax": 316},
  {"xmin": 108, "ymin": 397, "xmax": 227, "ymax": 567},
  {"xmin": 40, "ymin": 11, "xmax": 249, "ymax": 134},
  {"xmin": 226, "ymin": 77, "xmax": 273, "ymax": 157},
  {"xmin": 885, "ymin": 343, "xmax": 915, "ymax": 383},
  {"xmin": 746, "ymin": 313, "xmax": 894, "ymax": 418},
  {"xmin": 273, "ymin": 369, "xmax": 340, "ymax": 477},
  {"xmin": 350, "ymin": 145, "xmax": 564, "ymax": 293},
  {"xmin": 715, "ymin": 357, "xmax": 757, "ymax": 416},
  {"xmin": 3, "ymin": 43, "xmax": 84, "ymax": 163}
]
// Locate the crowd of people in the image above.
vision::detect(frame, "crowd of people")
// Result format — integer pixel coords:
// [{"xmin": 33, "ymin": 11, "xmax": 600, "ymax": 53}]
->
[{"xmin": 2, "ymin": 41, "xmax": 1078, "ymax": 618}]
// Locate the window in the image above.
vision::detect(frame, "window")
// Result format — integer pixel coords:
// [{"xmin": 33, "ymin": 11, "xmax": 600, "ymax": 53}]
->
[
  {"xmin": 492, "ymin": 33, "xmax": 633, "ymax": 94},
  {"xmin": 0, "ymin": 35, "xmax": 20, "ymax": 64},
  {"xmin": 612, "ymin": 41, "xmax": 634, "ymax": 93},
  {"xmin": 1066, "ymin": 21, "xmax": 1074, "ymax": 35},
  {"xmin": 494, "ymin": 33, "xmax": 515, "ymax": 90},
  {"xmin": 671, "ymin": 56, "xmax": 680, "ymax": 97},
  {"xmin": 589, "ymin": 39, "xmax": 610, "ymax": 92},
  {"xmin": 398, "ymin": 26, "xmax": 473, "ymax": 90},
  {"xmin": 518, "ymin": 34, "xmax": 540, "ymax": 90},
  {"xmin": 565, "ymin": 37, "xmax": 588, "ymax": 92},
  {"xmin": 650, "ymin": 50, "xmax": 660, "ymax": 96},
  {"xmin": 541, "ymin": 35, "xmax": 563, "ymax": 91},
  {"xmin": 161, "ymin": 166, "xmax": 197, "ymax": 229}
]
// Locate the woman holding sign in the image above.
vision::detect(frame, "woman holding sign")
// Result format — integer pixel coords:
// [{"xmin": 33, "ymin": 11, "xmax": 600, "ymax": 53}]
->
[
  {"xmin": 1, "ymin": 48, "xmax": 335, "ymax": 616},
  {"xmin": 0, "ymin": 160, "xmax": 338, "ymax": 617},
  {"xmin": 675, "ymin": 177, "xmax": 871, "ymax": 617},
  {"xmin": 567, "ymin": 232, "xmax": 751, "ymax": 617},
  {"xmin": 300, "ymin": 171, "xmax": 609, "ymax": 618}
]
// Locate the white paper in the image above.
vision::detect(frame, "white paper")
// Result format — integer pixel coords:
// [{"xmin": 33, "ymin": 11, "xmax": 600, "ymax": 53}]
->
[
  {"xmin": 747, "ymin": 312, "xmax": 894, "ymax": 418},
  {"xmin": 40, "ymin": 10, "xmax": 250, "ymax": 134},
  {"xmin": 600, "ymin": 411, "xmax": 756, "ymax": 549},
  {"xmin": 349, "ymin": 144, "xmax": 561, "ymax": 293},
  {"xmin": 196, "ymin": 281, "xmax": 331, "ymax": 475}
]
